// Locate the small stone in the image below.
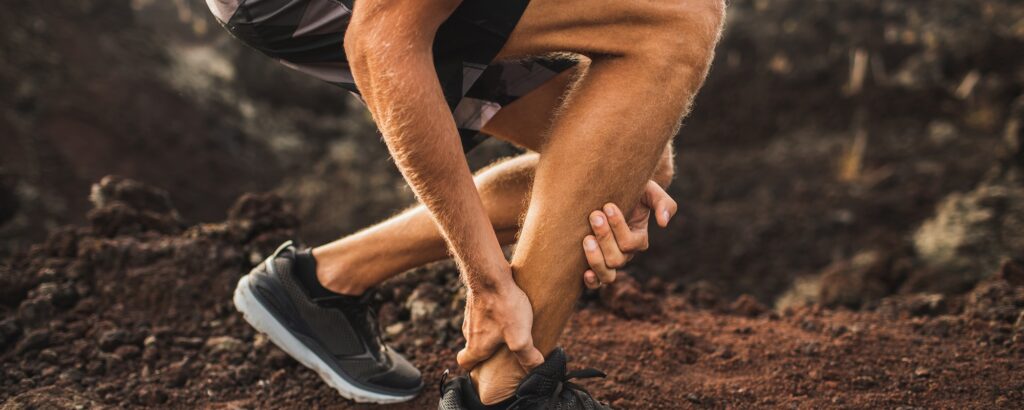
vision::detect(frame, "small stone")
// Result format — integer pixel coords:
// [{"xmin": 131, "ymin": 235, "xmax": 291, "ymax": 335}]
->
[
  {"xmin": 173, "ymin": 336, "xmax": 204, "ymax": 348},
  {"xmin": 385, "ymin": 323, "xmax": 405, "ymax": 338},
  {"xmin": 40, "ymin": 366, "xmax": 59, "ymax": 377},
  {"xmin": 267, "ymin": 349, "xmax": 293, "ymax": 368},
  {"xmin": 685, "ymin": 393, "xmax": 701, "ymax": 404},
  {"xmin": 36, "ymin": 268, "xmax": 58, "ymax": 282},
  {"xmin": 405, "ymin": 284, "xmax": 442, "ymax": 322},
  {"xmin": 98, "ymin": 329, "xmax": 128, "ymax": 351},
  {"xmin": 17, "ymin": 297, "xmax": 56, "ymax": 325},
  {"xmin": 162, "ymin": 359, "xmax": 191, "ymax": 388},
  {"xmin": 59, "ymin": 369, "xmax": 84, "ymax": 384},
  {"xmin": 205, "ymin": 336, "xmax": 245, "ymax": 353},
  {"xmin": 913, "ymin": 367, "xmax": 931, "ymax": 378},
  {"xmin": 114, "ymin": 345, "xmax": 141, "ymax": 360},
  {"xmin": 927, "ymin": 120, "xmax": 957, "ymax": 144},
  {"xmin": 144, "ymin": 335, "xmax": 158, "ymax": 347},
  {"xmin": 233, "ymin": 363, "xmax": 259, "ymax": 385},
  {"xmin": 729, "ymin": 294, "xmax": 767, "ymax": 317},
  {"xmin": 38, "ymin": 348, "xmax": 59, "ymax": 363},
  {"xmin": 253, "ymin": 333, "xmax": 269, "ymax": 349},
  {"xmin": 15, "ymin": 328, "xmax": 51, "ymax": 354}
]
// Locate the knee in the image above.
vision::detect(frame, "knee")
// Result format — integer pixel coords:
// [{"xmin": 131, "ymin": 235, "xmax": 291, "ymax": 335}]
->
[{"xmin": 639, "ymin": 0, "xmax": 726, "ymax": 87}]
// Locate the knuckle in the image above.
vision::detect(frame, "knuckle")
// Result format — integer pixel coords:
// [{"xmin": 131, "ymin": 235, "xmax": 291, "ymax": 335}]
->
[
  {"xmin": 609, "ymin": 213, "xmax": 625, "ymax": 226},
  {"xmin": 508, "ymin": 338, "xmax": 530, "ymax": 351}
]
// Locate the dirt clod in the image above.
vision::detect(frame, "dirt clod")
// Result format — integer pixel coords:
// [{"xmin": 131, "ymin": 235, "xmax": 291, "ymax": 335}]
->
[{"xmin": 599, "ymin": 273, "xmax": 661, "ymax": 319}]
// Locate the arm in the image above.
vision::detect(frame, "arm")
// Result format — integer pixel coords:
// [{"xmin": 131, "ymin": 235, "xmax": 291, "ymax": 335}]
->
[
  {"xmin": 346, "ymin": 0, "xmax": 544, "ymax": 368},
  {"xmin": 345, "ymin": 0, "xmax": 508, "ymax": 293}
]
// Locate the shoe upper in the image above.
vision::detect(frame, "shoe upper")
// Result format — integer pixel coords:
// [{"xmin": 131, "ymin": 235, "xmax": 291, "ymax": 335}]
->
[
  {"xmin": 439, "ymin": 348, "xmax": 611, "ymax": 410},
  {"xmin": 247, "ymin": 241, "xmax": 422, "ymax": 394}
]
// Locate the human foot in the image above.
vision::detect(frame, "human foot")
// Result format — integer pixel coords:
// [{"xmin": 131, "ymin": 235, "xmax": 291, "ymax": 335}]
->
[
  {"xmin": 439, "ymin": 348, "xmax": 611, "ymax": 409},
  {"xmin": 234, "ymin": 241, "xmax": 422, "ymax": 403}
]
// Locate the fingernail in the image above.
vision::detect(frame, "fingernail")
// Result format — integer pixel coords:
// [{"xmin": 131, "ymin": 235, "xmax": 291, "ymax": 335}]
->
[
  {"xmin": 591, "ymin": 214, "xmax": 605, "ymax": 226},
  {"xmin": 662, "ymin": 210, "xmax": 671, "ymax": 222},
  {"xmin": 585, "ymin": 275, "xmax": 595, "ymax": 285},
  {"xmin": 604, "ymin": 204, "xmax": 615, "ymax": 217},
  {"xmin": 585, "ymin": 237, "xmax": 597, "ymax": 250}
]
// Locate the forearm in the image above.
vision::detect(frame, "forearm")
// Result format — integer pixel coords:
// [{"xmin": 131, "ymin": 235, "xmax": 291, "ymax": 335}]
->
[{"xmin": 346, "ymin": 7, "xmax": 513, "ymax": 292}]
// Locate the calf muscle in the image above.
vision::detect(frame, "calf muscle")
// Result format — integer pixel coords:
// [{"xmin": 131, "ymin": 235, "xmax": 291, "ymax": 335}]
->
[{"xmin": 470, "ymin": 0, "xmax": 724, "ymax": 404}]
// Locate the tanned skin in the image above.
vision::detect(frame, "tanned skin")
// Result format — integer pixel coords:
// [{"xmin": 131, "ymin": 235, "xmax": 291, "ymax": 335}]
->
[
  {"xmin": 339, "ymin": 0, "xmax": 725, "ymax": 403},
  {"xmin": 312, "ymin": 67, "xmax": 677, "ymax": 297}
]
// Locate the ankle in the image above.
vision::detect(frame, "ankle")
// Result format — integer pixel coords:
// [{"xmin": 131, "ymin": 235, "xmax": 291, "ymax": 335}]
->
[
  {"xmin": 471, "ymin": 364, "xmax": 526, "ymax": 405},
  {"xmin": 311, "ymin": 247, "xmax": 370, "ymax": 296}
]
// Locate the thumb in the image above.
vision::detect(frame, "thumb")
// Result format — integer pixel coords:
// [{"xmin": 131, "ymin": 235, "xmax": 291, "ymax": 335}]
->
[
  {"xmin": 457, "ymin": 345, "xmax": 493, "ymax": 370},
  {"xmin": 645, "ymin": 181, "xmax": 677, "ymax": 227}
]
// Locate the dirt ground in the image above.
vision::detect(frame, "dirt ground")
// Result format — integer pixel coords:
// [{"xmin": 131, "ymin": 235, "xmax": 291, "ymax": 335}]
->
[
  {"xmin": 2, "ymin": 0, "xmax": 1024, "ymax": 408},
  {"xmin": 1, "ymin": 178, "xmax": 1022, "ymax": 409}
]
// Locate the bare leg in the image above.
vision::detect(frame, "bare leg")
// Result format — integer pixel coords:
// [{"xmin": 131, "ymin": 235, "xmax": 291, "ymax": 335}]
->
[
  {"xmin": 470, "ymin": 0, "xmax": 726, "ymax": 402},
  {"xmin": 315, "ymin": 63, "xmax": 675, "ymax": 296},
  {"xmin": 313, "ymin": 153, "xmax": 536, "ymax": 295},
  {"xmin": 312, "ymin": 68, "xmax": 577, "ymax": 295}
]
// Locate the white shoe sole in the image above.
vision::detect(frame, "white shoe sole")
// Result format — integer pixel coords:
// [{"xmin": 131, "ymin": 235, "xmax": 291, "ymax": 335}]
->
[{"xmin": 233, "ymin": 274, "xmax": 417, "ymax": 404}]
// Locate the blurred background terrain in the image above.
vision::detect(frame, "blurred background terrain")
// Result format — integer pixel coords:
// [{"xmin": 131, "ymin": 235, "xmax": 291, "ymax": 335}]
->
[{"xmin": 1, "ymin": 0, "xmax": 1023, "ymax": 408}]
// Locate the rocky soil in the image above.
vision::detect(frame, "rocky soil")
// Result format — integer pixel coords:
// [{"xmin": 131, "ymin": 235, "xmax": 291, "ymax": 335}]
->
[
  {"xmin": 3, "ymin": 0, "xmax": 1024, "ymax": 408},
  {"xmin": 1, "ymin": 177, "xmax": 1023, "ymax": 409}
]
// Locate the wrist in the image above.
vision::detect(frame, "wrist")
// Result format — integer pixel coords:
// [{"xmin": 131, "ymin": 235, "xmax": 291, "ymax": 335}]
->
[{"xmin": 465, "ymin": 266, "xmax": 517, "ymax": 297}]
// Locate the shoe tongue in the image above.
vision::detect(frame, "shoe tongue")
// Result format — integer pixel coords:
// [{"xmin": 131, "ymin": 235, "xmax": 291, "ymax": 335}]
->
[{"xmin": 516, "ymin": 348, "xmax": 568, "ymax": 396}]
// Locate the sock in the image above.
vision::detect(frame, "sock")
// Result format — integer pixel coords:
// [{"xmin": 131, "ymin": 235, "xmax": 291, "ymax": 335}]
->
[{"xmin": 293, "ymin": 248, "xmax": 349, "ymax": 300}]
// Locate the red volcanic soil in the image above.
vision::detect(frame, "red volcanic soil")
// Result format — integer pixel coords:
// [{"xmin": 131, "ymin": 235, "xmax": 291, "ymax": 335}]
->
[{"xmin": 1, "ymin": 177, "xmax": 1023, "ymax": 409}]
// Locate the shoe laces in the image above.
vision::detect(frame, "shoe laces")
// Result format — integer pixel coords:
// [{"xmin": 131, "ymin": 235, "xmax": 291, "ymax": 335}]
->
[
  {"xmin": 509, "ymin": 368, "xmax": 607, "ymax": 409},
  {"xmin": 315, "ymin": 290, "xmax": 389, "ymax": 356}
]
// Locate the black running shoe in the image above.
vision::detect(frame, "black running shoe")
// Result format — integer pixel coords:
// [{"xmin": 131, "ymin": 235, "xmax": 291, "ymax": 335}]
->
[
  {"xmin": 438, "ymin": 348, "xmax": 611, "ymax": 409},
  {"xmin": 234, "ymin": 241, "xmax": 422, "ymax": 403}
]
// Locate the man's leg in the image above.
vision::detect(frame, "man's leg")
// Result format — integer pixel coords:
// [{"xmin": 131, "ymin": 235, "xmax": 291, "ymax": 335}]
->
[
  {"xmin": 311, "ymin": 68, "xmax": 578, "ymax": 295},
  {"xmin": 312, "ymin": 152, "xmax": 536, "ymax": 295},
  {"xmin": 314, "ymin": 64, "xmax": 675, "ymax": 296},
  {"xmin": 469, "ymin": 0, "xmax": 726, "ymax": 402}
]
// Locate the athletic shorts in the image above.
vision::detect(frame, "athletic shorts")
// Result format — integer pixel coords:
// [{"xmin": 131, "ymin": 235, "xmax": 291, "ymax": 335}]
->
[{"xmin": 206, "ymin": 0, "xmax": 576, "ymax": 152}]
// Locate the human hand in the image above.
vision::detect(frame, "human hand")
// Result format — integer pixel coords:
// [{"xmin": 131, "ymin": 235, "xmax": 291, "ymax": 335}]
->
[
  {"xmin": 582, "ymin": 180, "xmax": 678, "ymax": 288},
  {"xmin": 456, "ymin": 283, "xmax": 545, "ymax": 371}
]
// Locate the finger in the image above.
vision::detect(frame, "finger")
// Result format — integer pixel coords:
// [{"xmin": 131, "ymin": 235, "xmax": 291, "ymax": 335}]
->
[
  {"xmin": 457, "ymin": 343, "xmax": 495, "ymax": 370},
  {"xmin": 645, "ymin": 181, "xmax": 678, "ymax": 228},
  {"xmin": 583, "ymin": 235, "xmax": 616, "ymax": 284},
  {"xmin": 590, "ymin": 211, "xmax": 628, "ymax": 269},
  {"xmin": 507, "ymin": 335, "xmax": 545, "ymax": 370},
  {"xmin": 583, "ymin": 270, "xmax": 601, "ymax": 289},
  {"xmin": 604, "ymin": 203, "xmax": 644, "ymax": 253}
]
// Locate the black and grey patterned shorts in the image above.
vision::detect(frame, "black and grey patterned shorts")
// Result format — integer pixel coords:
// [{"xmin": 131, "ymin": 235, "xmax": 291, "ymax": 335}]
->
[{"xmin": 206, "ymin": 0, "xmax": 576, "ymax": 152}]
